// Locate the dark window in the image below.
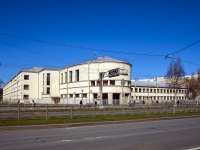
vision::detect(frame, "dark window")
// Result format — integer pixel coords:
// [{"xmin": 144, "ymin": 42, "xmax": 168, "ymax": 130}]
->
[
  {"xmin": 23, "ymin": 95, "xmax": 29, "ymax": 100},
  {"xmin": 43, "ymin": 74, "xmax": 44, "ymax": 86},
  {"xmin": 24, "ymin": 85, "xmax": 29, "ymax": 90},
  {"xmin": 103, "ymin": 80, "xmax": 108, "ymax": 86},
  {"xmin": 61, "ymin": 73, "xmax": 63, "ymax": 84},
  {"xmin": 91, "ymin": 81, "xmax": 95, "ymax": 86},
  {"xmin": 75, "ymin": 94, "xmax": 79, "ymax": 98},
  {"xmin": 110, "ymin": 80, "xmax": 115, "ymax": 85},
  {"xmin": 47, "ymin": 87, "xmax": 50, "ymax": 94},
  {"xmin": 69, "ymin": 94, "xmax": 73, "ymax": 98},
  {"xmin": 47, "ymin": 73, "xmax": 50, "ymax": 85},
  {"xmin": 135, "ymin": 88, "xmax": 138, "ymax": 92},
  {"xmin": 83, "ymin": 94, "xmax": 87, "ymax": 98},
  {"xmin": 24, "ymin": 75, "xmax": 29, "ymax": 80},
  {"xmin": 69, "ymin": 71, "xmax": 72, "ymax": 82},
  {"xmin": 65, "ymin": 72, "xmax": 68, "ymax": 83},
  {"xmin": 76, "ymin": 70, "xmax": 79, "ymax": 81}
]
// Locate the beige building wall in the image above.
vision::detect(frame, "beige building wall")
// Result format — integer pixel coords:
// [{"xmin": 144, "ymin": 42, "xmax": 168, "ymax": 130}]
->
[
  {"xmin": 3, "ymin": 71, "xmax": 39, "ymax": 104},
  {"xmin": 39, "ymin": 69, "xmax": 60, "ymax": 104}
]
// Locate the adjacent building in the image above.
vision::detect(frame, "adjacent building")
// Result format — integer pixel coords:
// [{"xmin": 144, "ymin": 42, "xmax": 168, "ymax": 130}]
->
[{"xmin": 131, "ymin": 81, "xmax": 187, "ymax": 104}]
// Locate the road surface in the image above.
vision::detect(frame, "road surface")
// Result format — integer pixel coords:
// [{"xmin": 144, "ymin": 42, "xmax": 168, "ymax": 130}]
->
[{"xmin": 0, "ymin": 117, "xmax": 200, "ymax": 150}]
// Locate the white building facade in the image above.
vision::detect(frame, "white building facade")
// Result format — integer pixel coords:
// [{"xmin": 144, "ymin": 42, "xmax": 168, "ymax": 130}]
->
[
  {"xmin": 131, "ymin": 81, "xmax": 187, "ymax": 104},
  {"xmin": 60, "ymin": 56, "xmax": 132, "ymax": 105},
  {"xmin": 3, "ymin": 56, "xmax": 132, "ymax": 105}
]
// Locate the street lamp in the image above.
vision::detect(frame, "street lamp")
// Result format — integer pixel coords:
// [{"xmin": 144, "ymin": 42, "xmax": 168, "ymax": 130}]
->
[
  {"xmin": 74, "ymin": 92, "xmax": 76, "ymax": 105},
  {"xmin": 81, "ymin": 90, "xmax": 83, "ymax": 104}
]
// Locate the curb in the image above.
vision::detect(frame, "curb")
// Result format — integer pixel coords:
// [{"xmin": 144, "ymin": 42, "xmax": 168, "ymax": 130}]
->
[{"xmin": 0, "ymin": 115, "xmax": 200, "ymax": 132}]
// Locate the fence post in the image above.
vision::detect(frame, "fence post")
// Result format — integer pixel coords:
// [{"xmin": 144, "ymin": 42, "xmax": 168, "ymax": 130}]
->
[
  {"xmin": 71, "ymin": 106, "xmax": 73, "ymax": 119},
  {"xmin": 46, "ymin": 104, "xmax": 48, "ymax": 120},
  {"xmin": 18, "ymin": 105, "xmax": 20, "ymax": 120},
  {"xmin": 113, "ymin": 103, "xmax": 115, "ymax": 117},
  {"xmin": 93, "ymin": 103, "xmax": 95, "ymax": 118}
]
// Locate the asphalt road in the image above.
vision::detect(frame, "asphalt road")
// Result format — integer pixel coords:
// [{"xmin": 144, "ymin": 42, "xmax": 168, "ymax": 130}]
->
[{"xmin": 1, "ymin": 118, "xmax": 200, "ymax": 150}]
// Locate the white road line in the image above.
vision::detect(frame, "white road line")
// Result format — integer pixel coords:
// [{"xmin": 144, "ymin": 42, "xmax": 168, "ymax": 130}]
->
[
  {"xmin": 186, "ymin": 147, "xmax": 200, "ymax": 150},
  {"xmin": 56, "ymin": 136, "xmax": 108, "ymax": 143}
]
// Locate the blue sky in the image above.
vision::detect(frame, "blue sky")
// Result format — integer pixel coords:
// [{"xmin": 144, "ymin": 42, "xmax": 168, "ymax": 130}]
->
[{"xmin": 1, "ymin": 0, "xmax": 200, "ymax": 85}]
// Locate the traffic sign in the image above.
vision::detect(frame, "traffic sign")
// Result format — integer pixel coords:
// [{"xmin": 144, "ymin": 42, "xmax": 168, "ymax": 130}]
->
[{"xmin": 108, "ymin": 68, "xmax": 120, "ymax": 78}]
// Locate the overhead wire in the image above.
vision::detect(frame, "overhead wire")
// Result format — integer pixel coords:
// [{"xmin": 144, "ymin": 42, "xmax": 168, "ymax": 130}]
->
[{"xmin": 0, "ymin": 32, "xmax": 164, "ymax": 57}]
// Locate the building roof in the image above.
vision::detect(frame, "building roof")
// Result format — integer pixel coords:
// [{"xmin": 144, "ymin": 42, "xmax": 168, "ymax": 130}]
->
[
  {"xmin": 63, "ymin": 56, "xmax": 131, "ymax": 69},
  {"xmin": 21, "ymin": 67, "xmax": 44, "ymax": 72},
  {"xmin": 91, "ymin": 56, "xmax": 128, "ymax": 63}
]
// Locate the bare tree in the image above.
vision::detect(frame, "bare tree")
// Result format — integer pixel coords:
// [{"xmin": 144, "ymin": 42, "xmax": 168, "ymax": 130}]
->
[
  {"xmin": 186, "ymin": 70, "xmax": 200, "ymax": 99},
  {"xmin": 165, "ymin": 58, "xmax": 186, "ymax": 107},
  {"xmin": 0, "ymin": 79, "xmax": 4, "ymax": 88}
]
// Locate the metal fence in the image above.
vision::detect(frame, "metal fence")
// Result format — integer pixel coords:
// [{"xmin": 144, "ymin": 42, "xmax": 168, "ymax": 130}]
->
[{"xmin": 0, "ymin": 99, "xmax": 200, "ymax": 120}]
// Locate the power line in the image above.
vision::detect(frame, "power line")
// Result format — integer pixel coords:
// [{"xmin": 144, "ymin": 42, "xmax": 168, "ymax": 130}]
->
[
  {"xmin": 133, "ymin": 28, "xmax": 200, "ymax": 61},
  {"xmin": 0, "ymin": 32, "xmax": 164, "ymax": 57},
  {"xmin": 169, "ymin": 39, "xmax": 200, "ymax": 56}
]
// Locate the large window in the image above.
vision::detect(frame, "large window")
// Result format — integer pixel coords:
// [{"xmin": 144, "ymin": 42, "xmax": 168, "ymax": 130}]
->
[
  {"xmin": 65, "ymin": 72, "xmax": 68, "ymax": 83},
  {"xmin": 75, "ymin": 69, "xmax": 79, "ymax": 81},
  {"xmin": 42, "ymin": 73, "xmax": 44, "ymax": 86},
  {"xmin": 47, "ymin": 73, "xmax": 50, "ymax": 85},
  {"xmin": 24, "ymin": 85, "xmax": 29, "ymax": 90},
  {"xmin": 47, "ymin": 87, "xmax": 50, "ymax": 94},
  {"xmin": 61, "ymin": 73, "xmax": 63, "ymax": 84},
  {"xmin": 24, "ymin": 75, "xmax": 29, "ymax": 80},
  {"xmin": 69, "ymin": 71, "xmax": 72, "ymax": 82}
]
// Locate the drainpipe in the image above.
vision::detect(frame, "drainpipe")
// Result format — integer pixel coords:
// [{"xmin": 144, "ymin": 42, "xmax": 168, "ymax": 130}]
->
[{"xmin": 88, "ymin": 61, "xmax": 90, "ymax": 104}]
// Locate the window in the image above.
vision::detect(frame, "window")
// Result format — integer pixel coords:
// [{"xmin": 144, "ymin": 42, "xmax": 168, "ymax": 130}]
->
[
  {"xmin": 131, "ymin": 88, "xmax": 133, "ymax": 92},
  {"xmin": 69, "ymin": 71, "xmax": 72, "ymax": 82},
  {"xmin": 135, "ymin": 88, "xmax": 138, "ymax": 92},
  {"xmin": 47, "ymin": 87, "xmax": 50, "ymax": 94},
  {"xmin": 75, "ymin": 94, "xmax": 79, "ymax": 98},
  {"xmin": 91, "ymin": 81, "xmax": 95, "ymax": 86},
  {"xmin": 143, "ymin": 88, "xmax": 145, "ymax": 93},
  {"xmin": 69, "ymin": 94, "xmax": 73, "ymax": 98},
  {"xmin": 65, "ymin": 72, "xmax": 68, "ymax": 83},
  {"xmin": 24, "ymin": 85, "xmax": 29, "ymax": 90},
  {"xmin": 23, "ymin": 95, "xmax": 29, "ymax": 100},
  {"xmin": 83, "ymin": 94, "xmax": 87, "ymax": 98},
  {"xmin": 150, "ymin": 89, "xmax": 152, "ymax": 93},
  {"xmin": 139, "ymin": 88, "xmax": 141, "ymax": 92},
  {"xmin": 110, "ymin": 80, "xmax": 115, "ymax": 85},
  {"xmin": 47, "ymin": 73, "xmax": 50, "ymax": 85},
  {"xmin": 75, "ymin": 69, "xmax": 79, "ymax": 81},
  {"xmin": 24, "ymin": 75, "xmax": 29, "ymax": 80},
  {"xmin": 103, "ymin": 80, "xmax": 108, "ymax": 86},
  {"xmin": 43, "ymin": 73, "xmax": 44, "ymax": 86},
  {"xmin": 97, "ymin": 81, "xmax": 100, "ymax": 86},
  {"xmin": 61, "ymin": 73, "xmax": 63, "ymax": 84}
]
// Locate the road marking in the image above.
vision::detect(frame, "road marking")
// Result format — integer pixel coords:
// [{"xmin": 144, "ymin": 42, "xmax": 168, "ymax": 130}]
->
[
  {"xmin": 186, "ymin": 147, "xmax": 200, "ymax": 150},
  {"xmin": 56, "ymin": 136, "xmax": 108, "ymax": 143}
]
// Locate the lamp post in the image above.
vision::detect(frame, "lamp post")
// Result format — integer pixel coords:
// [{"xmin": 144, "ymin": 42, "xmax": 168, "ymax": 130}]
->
[
  {"xmin": 74, "ymin": 92, "xmax": 76, "ymax": 105},
  {"xmin": 81, "ymin": 90, "xmax": 83, "ymax": 105}
]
